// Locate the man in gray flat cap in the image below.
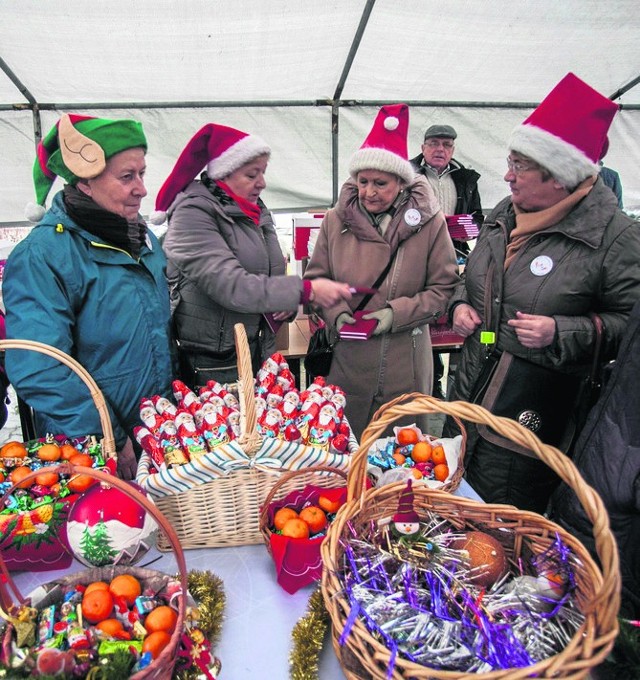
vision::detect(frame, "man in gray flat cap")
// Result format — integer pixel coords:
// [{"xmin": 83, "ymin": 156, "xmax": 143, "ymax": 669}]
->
[
  {"xmin": 410, "ymin": 124, "xmax": 484, "ymax": 242},
  {"xmin": 411, "ymin": 124, "xmax": 484, "ymax": 399}
]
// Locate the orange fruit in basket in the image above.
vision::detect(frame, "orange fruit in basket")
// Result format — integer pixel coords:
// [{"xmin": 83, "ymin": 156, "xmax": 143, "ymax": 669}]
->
[
  {"xmin": 109, "ymin": 574, "xmax": 142, "ymax": 607},
  {"xmin": 411, "ymin": 468, "xmax": 424, "ymax": 480},
  {"xmin": 8, "ymin": 465, "xmax": 34, "ymax": 489},
  {"xmin": 142, "ymin": 630, "xmax": 172, "ymax": 660},
  {"xmin": 396, "ymin": 428, "xmax": 419, "ymax": 446},
  {"xmin": 34, "ymin": 469, "xmax": 59, "ymax": 487},
  {"xmin": 82, "ymin": 588, "xmax": 114, "ymax": 623},
  {"xmin": 299, "ymin": 505, "xmax": 328, "ymax": 534},
  {"xmin": 96, "ymin": 618, "xmax": 125, "ymax": 636},
  {"xmin": 144, "ymin": 605, "xmax": 178, "ymax": 634},
  {"xmin": 281, "ymin": 517, "xmax": 310, "ymax": 539},
  {"xmin": 60, "ymin": 444, "xmax": 79, "ymax": 460},
  {"xmin": 433, "ymin": 463, "xmax": 449, "ymax": 482},
  {"xmin": 85, "ymin": 581, "xmax": 110, "ymax": 595},
  {"xmin": 392, "ymin": 449, "xmax": 406, "ymax": 465},
  {"xmin": 411, "ymin": 441, "xmax": 432, "ymax": 463},
  {"xmin": 0, "ymin": 441, "xmax": 28, "ymax": 459},
  {"xmin": 273, "ymin": 507, "xmax": 299, "ymax": 531},
  {"xmin": 67, "ymin": 472, "xmax": 96, "ymax": 493},
  {"xmin": 37, "ymin": 443, "xmax": 61, "ymax": 462},
  {"xmin": 318, "ymin": 494, "xmax": 342, "ymax": 514},
  {"xmin": 431, "ymin": 444, "xmax": 446, "ymax": 465},
  {"xmin": 69, "ymin": 453, "xmax": 94, "ymax": 468}
]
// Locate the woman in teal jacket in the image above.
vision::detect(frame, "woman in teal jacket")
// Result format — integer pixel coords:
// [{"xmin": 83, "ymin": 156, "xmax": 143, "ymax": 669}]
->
[{"xmin": 3, "ymin": 114, "xmax": 176, "ymax": 478}]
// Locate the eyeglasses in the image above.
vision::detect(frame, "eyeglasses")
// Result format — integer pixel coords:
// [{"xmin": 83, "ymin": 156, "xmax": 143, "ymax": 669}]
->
[
  {"xmin": 424, "ymin": 139, "xmax": 454, "ymax": 149},
  {"xmin": 506, "ymin": 158, "xmax": 538, "ymax": 175}
]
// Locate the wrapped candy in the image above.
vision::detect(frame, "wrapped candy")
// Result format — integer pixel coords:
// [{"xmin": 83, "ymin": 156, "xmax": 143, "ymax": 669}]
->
[
  {"xmin": 158, "ymin": 419, "xmax": 190, "ymax": 466},
  {"xmin": 257, "ymin": 355, "xmax": 280, "ymax": 384},
  {"xmin": 199, "ymin": 410, "xmax": 231, "ymax": 449},
  {"xmin": 275, "ymin": 367, "xmax": 296, "ymax": 392},
  {"xmin": 151, "ymin": 395, "xmax": 178, "ymax": 418},
  {"xmin": 134, "ymin": 426, "xmax": 165, "ymax": 470},
  {"xmin": 278, "ymin": 389, "xmax": 300, "ymax": 425},
  {"xmin": 139, "ymin": 400, "xmax": 164, "ymax": 436},
  {"xmin": 307, "ymin": 402, "xmax": 338, "ymax": 447},
  {"xmin": 265, "ymin": 385, "xmax": 284, "ymax": 410},
  {"xmin": 258, "ymin": 407, "xmax": 283, "ymax": 438},
  {"xmin": 296, "ymin": 390, "xmax": 323, "ymax": 428},
  {"xmin": 172, "ymin": 380, "xmax": 201, "ymax": 416},
  {"xmin": 174, "ymin": 410, "xmax": 208, "ymax": 460},
  {"xmin": 226, "ymin": 409, "xmax": 241, "ymax": 439}
]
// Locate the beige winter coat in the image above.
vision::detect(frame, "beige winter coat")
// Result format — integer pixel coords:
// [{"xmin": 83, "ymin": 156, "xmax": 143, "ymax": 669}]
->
[{"xmin": 304, "ymin": 175, "xmax": 459, "ymax": 438}]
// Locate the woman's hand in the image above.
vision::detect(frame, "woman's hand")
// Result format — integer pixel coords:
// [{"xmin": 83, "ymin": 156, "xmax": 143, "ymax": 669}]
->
[
  {"xmin": 310, "ymin": 279, "xmax": 353, "ymax": 307},
  {"xmin": 507, "ymin": 311, "xmax": 556, "ymax": 348},
  {"xmin": 452, "ymin": 303, "xmax": 482, "ymax": 337}
]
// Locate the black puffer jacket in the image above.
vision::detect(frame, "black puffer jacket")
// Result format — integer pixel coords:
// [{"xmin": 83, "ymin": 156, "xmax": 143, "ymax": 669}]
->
[{"xmin": 551, "ymin": 299, "xmax": 640, "ymax": 618}]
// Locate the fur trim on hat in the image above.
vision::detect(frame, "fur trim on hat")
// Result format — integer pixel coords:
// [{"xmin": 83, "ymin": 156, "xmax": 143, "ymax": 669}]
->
[
  {"xmin": 349, "ymin": 148, "xmax": 415, "ymax": 185},
  {"xmin": 25, "ymin": 202, "xmax": 46, "ymax": 223},
  {"xmin": 207, "ymin": 134, "xmax": 271, "ymax": 180},
  {"xmin": 509, "ymin": 123, "xmax": 600, "ymax": 189},
  {"xmin": 149, "ymin": 210, "xmax": 167, "ymax": 225}
]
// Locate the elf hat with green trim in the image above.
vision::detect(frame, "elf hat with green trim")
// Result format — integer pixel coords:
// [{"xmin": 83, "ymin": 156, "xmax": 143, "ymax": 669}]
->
[{"xmin": 26, "ymin": 113, "xmax": 147, "ymax": 222}]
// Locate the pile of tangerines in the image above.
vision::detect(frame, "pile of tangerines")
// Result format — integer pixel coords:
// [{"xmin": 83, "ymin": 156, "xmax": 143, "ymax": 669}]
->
[
  {"xmin": 384, "ymin": 427, "xmax": 450, "ymax": 483},
  {"xmin": 0, "ymin": 437, "xmax": 104, "ymax": 496},
  {"xmin": 272, "ymin": 492, "xmax": 344, "ymax": 539}
]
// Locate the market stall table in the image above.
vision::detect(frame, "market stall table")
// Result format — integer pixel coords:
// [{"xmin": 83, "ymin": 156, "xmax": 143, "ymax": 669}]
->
[{"xmin": 10, "ymin": 481, "xmax": 482, "ymax": 678}]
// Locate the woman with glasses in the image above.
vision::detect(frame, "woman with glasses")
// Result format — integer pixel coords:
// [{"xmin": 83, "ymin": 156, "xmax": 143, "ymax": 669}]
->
[{"xmin": 445, "ymin": 73, "xmax": 640, "ymax": 513}]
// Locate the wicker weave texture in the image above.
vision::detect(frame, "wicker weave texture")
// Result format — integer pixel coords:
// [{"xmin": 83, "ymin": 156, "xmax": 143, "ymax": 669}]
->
[{"xmin": 321, "ymin": 392, "xmax": 620, "ymax": 680}]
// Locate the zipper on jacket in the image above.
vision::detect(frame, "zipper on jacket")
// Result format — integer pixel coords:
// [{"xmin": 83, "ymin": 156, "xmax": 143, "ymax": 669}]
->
[{"xmin": 90, "ymin": 241, "xmax": 136, "ymax": 260}]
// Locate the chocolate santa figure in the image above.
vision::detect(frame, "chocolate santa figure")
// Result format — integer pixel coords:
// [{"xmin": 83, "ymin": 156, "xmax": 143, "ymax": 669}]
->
[
  {"xmin": 265, "ymin": 384, "xmax": 284, "ymax": 410},
  {"xmin": 391, "ymin": 480, "xmax": 421, "ymax": 541},
  {"xmin": 140, "ymin": 401, "xmax": 163, "ymax": 435},
  {"xmin": 257, "ymin": 355, "xmax": 279, "ymax": 384},
  {"xmin": 258, "ymin": 407, "xmax": 284, "ymax": 438},
  {"xmin": 175, "ymin": 409, "xmax": 208, "ymax": 459},
  {"xmin": 276, "ymin": 367, "xmax": 296, "ymax": 392},
  {"xmin": 330, "ymin": 388, "xmax": 347, "ymax": 419},
  {"xmin": 279, "ymin": 389, "xmax": 300, "ymax": 425},
  {"xmin": 296, "ymin": 389, "xmax": 324, "ymax": 428},
  {"xmin": 308, "ymin": 402, "xmax": 338, "ymax": 447},
  {"xmin": 226, "ymin": 409, "xmax": 241, "ymax": 439}
]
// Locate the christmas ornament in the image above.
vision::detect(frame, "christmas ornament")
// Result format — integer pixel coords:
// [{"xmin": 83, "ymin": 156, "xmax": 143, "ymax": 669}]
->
[
  {"xmin": 67, "ymin": 481, "xmax": 157, "ymax": 567},
  {"xmin": 451, "ymin": 530, "xmax": 509, "ymax": 588}
]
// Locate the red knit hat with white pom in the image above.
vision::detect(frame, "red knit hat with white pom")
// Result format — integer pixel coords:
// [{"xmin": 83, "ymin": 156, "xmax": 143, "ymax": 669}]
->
[
  {"xmin": 509, "ymin": 72, "xmax": 619, "ymax": 189},
  {"xmin": 349, "ymin": 103, "xmax": 415, "ymax": 185},
  {"xmin": 150, "ymin": 123, "xmax": 270, "ymax": 224}
]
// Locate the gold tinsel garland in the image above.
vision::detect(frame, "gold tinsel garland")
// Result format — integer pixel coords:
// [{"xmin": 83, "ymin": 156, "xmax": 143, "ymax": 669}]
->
[
  {"xmin": 175, "ymin": 569, "xmax": 226, "ymax": 680},
  {"xmin": 289, "ymin": 588, "xmax": 331, "ymax": 680}
]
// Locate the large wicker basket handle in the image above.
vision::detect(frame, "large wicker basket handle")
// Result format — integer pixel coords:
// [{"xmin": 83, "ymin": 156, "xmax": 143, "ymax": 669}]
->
[
  {"xmin": 233, "ymin": 323, "xmax": 261, "ymax": 456},
  {"xmin": 0, "ymin": 464, "xmax": 188, "ymax": 620},
  {"xmin": 0, "ymin": 339, "xmax": 116, "ymax": 458},
  {"xmin": 349, "ymin": 392, "xmax": 620, "ymax": 619}
]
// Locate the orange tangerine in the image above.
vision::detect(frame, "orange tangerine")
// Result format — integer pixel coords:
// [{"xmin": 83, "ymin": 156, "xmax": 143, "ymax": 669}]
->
[
  {"xmin": 0, "ymin": 441, "xmax": 28, "ymax": 459},
  {"xmin": 109, "ymin": 574, "xmax": 142, "ymax": 607},
  {"xmin": 433, "ymin": 463, "xmax": 449, "ymax": 482},
  {"xmin": 411, "ymin": 441, "xmax": 432, "ymax": 463},
  {"xmin": 96, "ymin": 618, "xmax": 125, "ymax": 636},
  {"xmin": 34, "ymin": 470, "xmax": 59, "ymax": 487},
  {"xmin": 142, "ymin": 630, "xmax": 171, "ymax": 660},
  {"xmin": 392, "ymin": 451, "xmax": 406, "ymax": 466},
  {"xmin": 37, "ymin": 443, "xmax": 61, "ymax": 462},
  {"xmin": 396, "ymin": 428, "xmax": 419, "ymax": 446},
  {"xmin": 69, "ymin": 453, "xmax": 93, "ymax": 468},
  {"xmin": 60, "ymin": 444, "xmax": 79, "ymax": 461},
  {"xmin": 144, "ymin": 605, "xmax": 178, "ymax": 634},
  {"xmin": 85, "ymin": 581, "xmax": 110, "ymax": 596},
  {"xmin": 273, "ymin": 507, "xmax": 298, "ymax": 531},
  {"xmin": 82, "ymin": 589, "xmax": 114, "ymax": 624},
  {"xmin": 431, "ymin": 444, "xmax": 447, "ymax": 465},
  {"xmin": 281, "ymin": 517, "xmax": 310, "ymax": 539},
  {"xmin": 8, "ymin": 466, "xmax": 34, "ymax": 489}
]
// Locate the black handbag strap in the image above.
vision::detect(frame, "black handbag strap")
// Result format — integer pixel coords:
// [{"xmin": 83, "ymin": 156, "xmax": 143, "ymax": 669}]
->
[{"xmin": 354, "ymin": 246, "xmax": 400, "ymax": 313}]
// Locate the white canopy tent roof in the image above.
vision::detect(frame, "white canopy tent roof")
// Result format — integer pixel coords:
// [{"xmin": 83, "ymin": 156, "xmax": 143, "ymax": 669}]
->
[{"xmin": 1, "ymin": 0, "xmax": 639, "ymax": 225}]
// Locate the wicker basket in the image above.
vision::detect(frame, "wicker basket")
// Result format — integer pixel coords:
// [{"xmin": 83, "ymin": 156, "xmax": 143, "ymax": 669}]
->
[
  {"xmin": 0, "ymin": 339, "xmax": 117, "ymax": 458},
  {"xmin": 0, "ymin": 340, "xmax": 117, "ymax": 572},
  {"xmin": 366, "ymin": 394, "xmax": 467, "ymax": 492},
  {"xmin": 258, "ymin": 464, "xmax": 348, "ymax": 550},
  {"xmin": 321, "ymin": 392, "xmax": 620, "ymax": 680},
  {"xmin": 142, "ymin": 324, "xmax": 353, "ymax": 551},
  {"xmin": 0, "ymin": 464, "xmax": 188, "ymax": 680}
]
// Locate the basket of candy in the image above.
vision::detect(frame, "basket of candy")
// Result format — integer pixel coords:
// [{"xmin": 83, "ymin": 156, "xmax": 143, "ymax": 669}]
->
[
  {"xmin": 0, "ymin": 464, "xmax": 189, "ymax": 679},
  {"xmin": 135, "ymin": 323, "xmax": 358, "ymax": 550},
  {"xmin": 321, "ymin": 393, "xmax": 620, "ymax": 679},
  {"xmin": 0, "ymin": 340, "xmax": 116, "ymax": 572},
  {"xmin": 364, "ymin": 406, "xmax": 466, "ymax": 493},
  {"xmin": 258, "ymin": 464, "xmax": 349, "ymax": 594}
]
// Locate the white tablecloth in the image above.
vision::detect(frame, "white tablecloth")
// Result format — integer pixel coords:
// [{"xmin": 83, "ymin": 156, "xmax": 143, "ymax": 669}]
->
[{"xmin": 9, "ymin": 479, "xmax": 482, "ymax": 679}]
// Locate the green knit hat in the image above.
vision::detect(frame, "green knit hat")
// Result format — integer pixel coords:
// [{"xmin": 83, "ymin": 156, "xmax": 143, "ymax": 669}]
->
[{"xmin": 27, "ymin": 113, "xmax": 147, "ymax": 221}]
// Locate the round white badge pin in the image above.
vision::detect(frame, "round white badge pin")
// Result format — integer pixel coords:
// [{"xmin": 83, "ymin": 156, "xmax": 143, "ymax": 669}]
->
[
  {"xmin": 404, "ymin": 208, "xmax": 421, "ymax": 228},
  {"xmin": 530, "ymin": 255, "xmax": 553, "ymax": 276}
]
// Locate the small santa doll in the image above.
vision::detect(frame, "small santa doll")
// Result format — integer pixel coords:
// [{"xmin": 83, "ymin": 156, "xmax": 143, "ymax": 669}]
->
[
  {"xmin": 279, "ymin": 389, "xmax": 300, "ymax": 425},
  {"xmin": 297, "ymin": 389, "xmax": 324, "ymax": 428},
  {"xmin": 330, "ymin": 388, "xmax": 347, "ymax": 419},
  {"xmin": 307, "ymin": 402, "xmax": 338, "ymax": 447},
  {"xmin": 265, "ymin": 384, "xmax": 284, "ymax": 410},
  {"xmin": 258, "ymin": 407, "xmax": 284, "ymax": 438}
]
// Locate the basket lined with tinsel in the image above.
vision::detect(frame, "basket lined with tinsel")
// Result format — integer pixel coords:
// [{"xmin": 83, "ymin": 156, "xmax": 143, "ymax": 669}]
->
[
  {"xmin": 0, "ymin": 465, "xmax": 188, "ymax": 679},
  {"xmin": 321, "ymin": 392, "xmax": 621, "ymax": 680}
]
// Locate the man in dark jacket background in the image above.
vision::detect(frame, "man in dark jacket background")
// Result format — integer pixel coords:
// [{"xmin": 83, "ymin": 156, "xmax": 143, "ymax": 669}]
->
[{"xmin": 410, "ymin": 124, "xmax": 483, "ymax": 398}]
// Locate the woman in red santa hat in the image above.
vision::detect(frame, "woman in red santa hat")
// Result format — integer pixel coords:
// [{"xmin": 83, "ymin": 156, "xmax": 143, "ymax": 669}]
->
[
  {"xmin": 304, "ymin": 104, "xmax": 460, "ymax": 439},
  {"xmin": 445, "ymin": 73, "xmax": 640, "ymax": 513},
  {"xmin": 153, "ymin": 123, "xmax": 353, "ymax": 387}
]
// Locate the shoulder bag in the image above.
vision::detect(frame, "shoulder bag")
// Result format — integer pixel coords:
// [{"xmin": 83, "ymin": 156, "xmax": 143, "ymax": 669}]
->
[
  {"xmin": 304, "ymin": 248, "xmax": 399, "ymax": 378},
  {"xmin": 470, "ymin": 267, "xmax": 605, "ymax": 455}
]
